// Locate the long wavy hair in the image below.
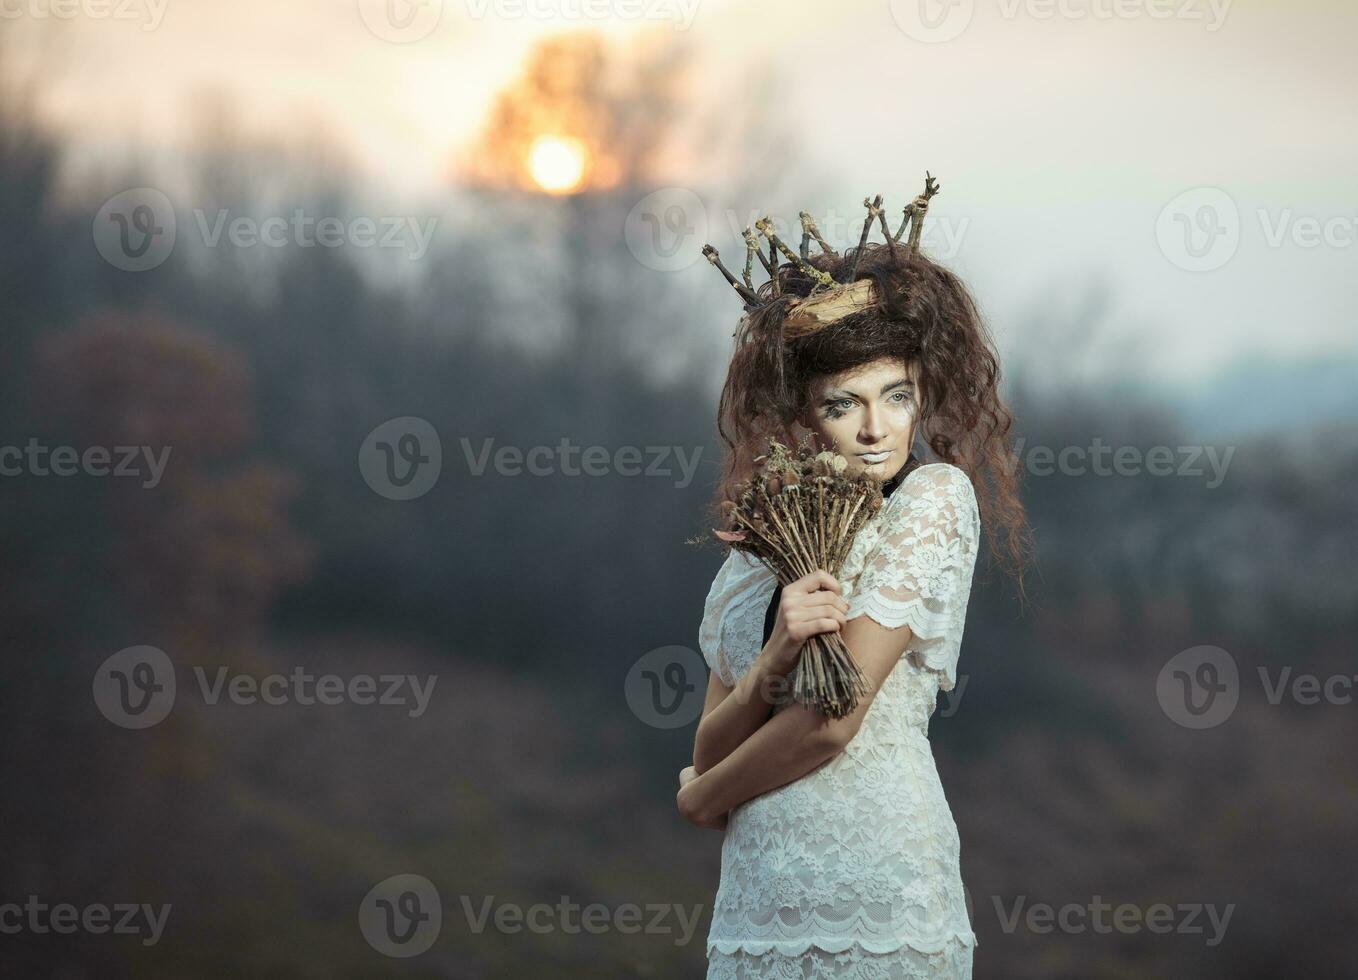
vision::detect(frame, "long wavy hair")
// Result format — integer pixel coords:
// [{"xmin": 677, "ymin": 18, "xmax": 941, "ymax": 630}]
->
[{"xmin": 711, "ymin": 240, "xmax": 1032, "ymax": 587}]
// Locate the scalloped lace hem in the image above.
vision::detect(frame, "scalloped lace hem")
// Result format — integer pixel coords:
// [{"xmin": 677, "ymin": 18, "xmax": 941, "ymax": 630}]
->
[
  {"xmin": 846, "ymin": 590, "xmax": 950, "ymax": 633},
  {"xmin": 851, "ymin": 603, "xmax": 962, "ymax": 692},
  {"xmin": 708, "ymin": 928, "xmax": 977, "ymax": 957},
  {"xmin": 908, "ymin": 644, "xmax": 961, "ymax": 692}
]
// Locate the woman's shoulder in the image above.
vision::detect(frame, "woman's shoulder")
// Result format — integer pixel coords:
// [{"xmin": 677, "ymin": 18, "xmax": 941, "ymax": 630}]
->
[
  {"xmin": 889, "ymin": 462, "xmax": 977, "ymax": 512},
  {"xmin": 874, "ymin": 462, "xmax": 980, "ymax": 548},
  {"xmin": 902, "ymin": 460, "xmax": 973, "ymax": 490},
  {"xmin": 704, "ymin": 548, "xmax": 771, "ymax": 603}
]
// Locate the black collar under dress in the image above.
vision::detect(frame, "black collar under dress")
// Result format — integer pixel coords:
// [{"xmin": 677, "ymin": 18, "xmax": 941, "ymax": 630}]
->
[{"xmin": 760, "ymin": 452, "xmax": 922, "ymax": 648}]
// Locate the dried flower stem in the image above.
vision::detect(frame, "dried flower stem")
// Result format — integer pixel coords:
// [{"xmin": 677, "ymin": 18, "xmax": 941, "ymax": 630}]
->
[{"xmin": 712, "ymin": 435, "xmax": 884, "ymax": 718}]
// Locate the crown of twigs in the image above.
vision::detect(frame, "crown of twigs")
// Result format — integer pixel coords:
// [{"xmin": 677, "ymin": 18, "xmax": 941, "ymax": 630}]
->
[{"xmin": 702, "ymin": 173, "xmax": 940, "ymax": 339}]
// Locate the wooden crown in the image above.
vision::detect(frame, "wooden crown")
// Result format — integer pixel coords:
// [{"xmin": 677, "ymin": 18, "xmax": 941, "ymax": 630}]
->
[{"xmin": 702, "ymin": 173, "xmax": 940, "ymax": 338}]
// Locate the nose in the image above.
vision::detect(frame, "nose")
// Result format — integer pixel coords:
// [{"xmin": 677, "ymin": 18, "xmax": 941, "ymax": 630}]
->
[{"xmin": 859, "ymin": 404, "xmax": 889, "ymax": 445}]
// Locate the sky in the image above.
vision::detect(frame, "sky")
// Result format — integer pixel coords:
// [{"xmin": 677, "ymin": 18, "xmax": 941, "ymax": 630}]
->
[{"xmin": 6, "ymin": 0, "xmax": 1356, "ymax": 385}]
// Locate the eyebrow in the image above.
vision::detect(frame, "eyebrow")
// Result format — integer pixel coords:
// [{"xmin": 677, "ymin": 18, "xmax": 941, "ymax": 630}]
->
[{"xmin": 823, "ymin": 377, "xmax": 914, "ymax": 400}]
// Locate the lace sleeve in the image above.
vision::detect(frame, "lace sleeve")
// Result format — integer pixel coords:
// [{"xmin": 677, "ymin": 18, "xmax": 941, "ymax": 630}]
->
[
  {"xmin": 845, "ymin": 464, "xmax": 981, "ymax": 692},
  {"xmin": 698, "ymin": 553, "xmax": 737, "ymax": 687}
]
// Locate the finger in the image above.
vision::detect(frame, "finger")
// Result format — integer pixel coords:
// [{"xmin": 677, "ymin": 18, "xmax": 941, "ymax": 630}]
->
[
  {"xmin": 812, "ymin": 594, "xmax": 850, "ymax": 614},
  {"xmin": 792, "ymin": 569, "xmax": 841, "ymax": 595},
  {"xmin": 797, "ymin": 617, "xmax": 841, "ymax": 637},
  {"xmin": 799, "ymin": 602, "xmax": 847, "ymax": 624}
]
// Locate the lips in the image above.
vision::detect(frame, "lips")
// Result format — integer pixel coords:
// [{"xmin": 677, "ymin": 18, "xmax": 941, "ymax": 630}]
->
[{"xmin": 857, "ymin": 450, "xmax": 893, "ymax": 464}]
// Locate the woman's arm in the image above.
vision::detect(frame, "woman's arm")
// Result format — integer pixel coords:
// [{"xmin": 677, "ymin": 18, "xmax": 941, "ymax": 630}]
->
[
  {"xmin": 678, "ymin": 614, "xmax": 915, "ymax": 825},
  {"xmin": 691, "ymin": 647, "xmax": 781, "ymax": 775},
  {"xmin": 680, "ymin": 697, "xmax": 846, "ymax": 827},
  {"xmin": 691, "ymin": 570, "xmax": 848, "ymax": 775},
  {"xmin": 678, "ymin": 764, "xmax": 725, "ymax": 830}
]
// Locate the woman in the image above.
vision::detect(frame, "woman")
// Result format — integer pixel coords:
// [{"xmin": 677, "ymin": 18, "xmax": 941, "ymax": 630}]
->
[{"xmin": 676, "ymin": 196, "xmax": 1030, "ymax": 979}]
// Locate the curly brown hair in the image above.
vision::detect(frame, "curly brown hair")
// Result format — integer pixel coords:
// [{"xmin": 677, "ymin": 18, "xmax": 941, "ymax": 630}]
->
[{"xmin": 711, "ymin": 240, "xmax": 1032, "ymax": 587}]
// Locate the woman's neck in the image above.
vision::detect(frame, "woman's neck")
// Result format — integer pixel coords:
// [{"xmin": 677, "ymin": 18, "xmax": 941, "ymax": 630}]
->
[{"xmin": 881, "ymin": 452, "xmax": 921, "ymax": 498}]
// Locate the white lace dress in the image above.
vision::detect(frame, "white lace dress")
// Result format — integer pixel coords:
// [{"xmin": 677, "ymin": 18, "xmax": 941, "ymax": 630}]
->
[{"xmin": 698, "ymin": 463, "xmax": 981, "ymax": 980}]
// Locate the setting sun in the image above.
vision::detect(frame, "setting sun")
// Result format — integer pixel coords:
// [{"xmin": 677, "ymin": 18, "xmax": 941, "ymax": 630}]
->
[{"xmin": 527, "ymin": 135, "xmax": 589, "ymax": 194}]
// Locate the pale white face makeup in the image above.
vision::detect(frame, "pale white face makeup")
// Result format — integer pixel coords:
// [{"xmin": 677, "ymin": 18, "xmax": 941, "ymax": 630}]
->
[{"xmin": 799, "ymin": 356, "xmax": 922, "ymax": 484}]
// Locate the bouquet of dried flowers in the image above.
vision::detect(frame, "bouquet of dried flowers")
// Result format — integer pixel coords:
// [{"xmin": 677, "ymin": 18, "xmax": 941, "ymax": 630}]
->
[{"xmin": 713, "ymin": 435, "xmax": 885, "ymax": 719}]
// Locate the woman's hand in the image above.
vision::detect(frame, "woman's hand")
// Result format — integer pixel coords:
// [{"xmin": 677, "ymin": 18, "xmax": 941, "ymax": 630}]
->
[
  {"xmin": 761, "ymin": 569, "xmax": 849, "ymax": 676},
  {"xmin": 677, "ymin": 767, "xmax": 728, "ymax": 831}
]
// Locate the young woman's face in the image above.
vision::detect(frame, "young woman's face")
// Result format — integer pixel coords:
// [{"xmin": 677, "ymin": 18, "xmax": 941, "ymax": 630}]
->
[{"xmin": 800, "ymin": 356, "xmax": 922, "ymax": 483}]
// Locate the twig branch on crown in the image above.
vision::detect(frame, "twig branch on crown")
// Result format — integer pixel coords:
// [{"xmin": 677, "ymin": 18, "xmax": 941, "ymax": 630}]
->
[
  {"xmin": 848, "ymin": 193, "xmax": 884, "ymax": 279},
  {"xmin": 799, "ymin": 210, "xmax": 836, "ymax": 260},
  {"xmin": 702, "ymin": 173, "xmax": 942, "ymax": 340},
  {"xmin": 897, "ymin": 171, "xmax": 940, "ymax": 253}
]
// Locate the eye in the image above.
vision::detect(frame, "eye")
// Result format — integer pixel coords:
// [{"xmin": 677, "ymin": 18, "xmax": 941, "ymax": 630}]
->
[
  {"xmin": 821, "ymin": 398, "xmax": 854, "ymax": 420},
  {"xmin": 890, "ymin": 390, "xmax": 912, "ymax": 404}
]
